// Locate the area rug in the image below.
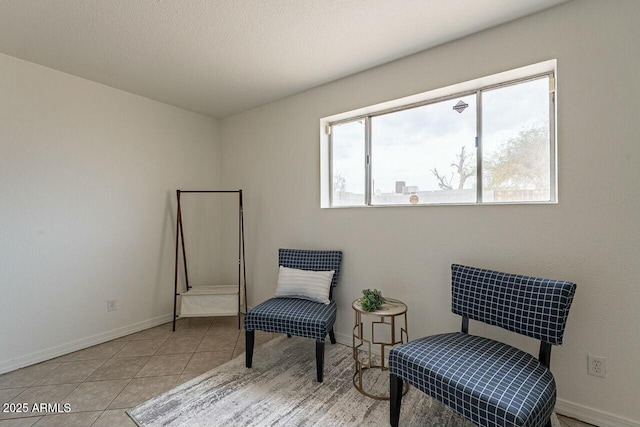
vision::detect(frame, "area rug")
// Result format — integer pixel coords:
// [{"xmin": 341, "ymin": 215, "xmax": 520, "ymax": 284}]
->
[{"xmin": 128, "ymin": 336, "xmax": 560, "ymax": 427}]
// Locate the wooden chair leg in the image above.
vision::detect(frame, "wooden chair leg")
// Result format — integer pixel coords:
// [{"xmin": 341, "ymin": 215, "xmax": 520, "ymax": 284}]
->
[
  {"xmin": 316, "ymin": 340, "xmax": 325, "ymax": 382},
  {"xmin": 329, "ymin": 327, "xmax": 336, "ymax": 344},
  {"xmin": 390, "ymin": 373, "xmax": 403, "ymax": 427},
  {"xmin": 245, "ymin": 330, "xmax": 255, "ymax": 368}
]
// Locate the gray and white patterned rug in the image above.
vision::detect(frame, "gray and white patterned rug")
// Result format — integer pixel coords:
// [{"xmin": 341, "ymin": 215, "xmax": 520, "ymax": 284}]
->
[{"xmin": 128, "ymin": 336, "xmax": 560, "ymax": 427}]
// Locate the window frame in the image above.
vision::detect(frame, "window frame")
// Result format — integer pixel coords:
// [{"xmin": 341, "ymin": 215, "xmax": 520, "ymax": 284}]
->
[{"xmin": 322, "ymin": 63, "xmax": 557, "ymax": 208}]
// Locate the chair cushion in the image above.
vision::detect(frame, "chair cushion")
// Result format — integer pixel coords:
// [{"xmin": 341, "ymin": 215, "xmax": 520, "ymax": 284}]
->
[
  {"xmin": 274, "ymin": 266, "xmax": 335, "ymax": 304},
  {"xmin": 451, "ymin": 264, "xmax": 576, "ymax": 345},
  {"xmin": 389, "ymin": 333, "xmax": 556, "ymax": 427},
  {"xmin": 244, "ymin": 298, "xmax": 337, "ymax": 341},
  {"xmin": 279, "ymin": 249, "xmax": 342, "ymax": 288}
]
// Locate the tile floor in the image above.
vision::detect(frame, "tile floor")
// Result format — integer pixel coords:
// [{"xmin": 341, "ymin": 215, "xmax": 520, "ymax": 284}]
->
[
  {"xmin": 0, "ymin": 316, "xmax": 594, "ymax": 427},
  {"xmin": 0, "ymin": 316, "xmax": 273, "ymax": 427}
]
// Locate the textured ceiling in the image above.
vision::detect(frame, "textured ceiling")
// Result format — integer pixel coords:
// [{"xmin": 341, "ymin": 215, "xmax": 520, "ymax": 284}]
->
[{"xmin": 0, "ymin": 0, "xmax": 567, "ymax": 118}]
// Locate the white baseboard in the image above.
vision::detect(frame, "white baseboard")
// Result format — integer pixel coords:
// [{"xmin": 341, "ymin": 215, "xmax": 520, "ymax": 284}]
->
[
  {"xmin": 335, "ymin": 331, "xmax": 353, "ymax": 348},
  {"xmin": 335, "ymin": 331, "xmax": 639, "ymax": 427},
  {"xmin": 555, "ymin": 399, "xmax": 639, "ymax": 427},
  {"xmin": 0, "ymin": 313, "xmax": 174, "ymax": 375}
]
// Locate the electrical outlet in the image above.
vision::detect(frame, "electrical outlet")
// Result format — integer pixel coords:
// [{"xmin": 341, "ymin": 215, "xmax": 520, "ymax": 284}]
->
[
  {"xmin": 587, "ymin": 354, "xmax": 606, "ymax": 377},
  {"xmin": 107, "ymin": 299, "xmax": 117, "ymax": 312}
]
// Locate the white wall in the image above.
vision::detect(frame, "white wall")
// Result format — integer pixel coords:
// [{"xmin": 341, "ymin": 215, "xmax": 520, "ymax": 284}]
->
[
  {"xmin": 220, "ymin": 1, "xmax": 640, "ymax": 425},
  {"xmin": 0, "ymin": 53, "xmax": 221, "ymax": 371}
]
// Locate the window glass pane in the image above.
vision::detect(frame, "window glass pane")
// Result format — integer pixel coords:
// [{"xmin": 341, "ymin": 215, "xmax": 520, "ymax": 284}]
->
[
  {"xmin": 482, "ymin": 77, "xmax": 551, "ymax": 202},
  {"xmin": 331, "ymin": 120, "xmax": 365, "ymax": 206},
  {"xmin": 371, "ymin": 97, "xmax": 477, "ymax": 205}
]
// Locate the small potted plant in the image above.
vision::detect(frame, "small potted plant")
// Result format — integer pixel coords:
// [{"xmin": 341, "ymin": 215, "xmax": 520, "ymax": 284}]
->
[{"xmin": 360, "ymin": 288, "xmax": 385, "ymax": 312}]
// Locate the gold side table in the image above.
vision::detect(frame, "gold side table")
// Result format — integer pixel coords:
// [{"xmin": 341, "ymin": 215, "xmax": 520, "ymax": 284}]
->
[{"xmin": 352, "ymin": 297, "xmax": 409, "ymax": 400}]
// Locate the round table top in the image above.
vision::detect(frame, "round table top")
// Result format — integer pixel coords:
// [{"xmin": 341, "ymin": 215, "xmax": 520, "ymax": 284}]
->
[{"xmin": 352, "ymin": 297, "xmax": 407, "ymax": 316}]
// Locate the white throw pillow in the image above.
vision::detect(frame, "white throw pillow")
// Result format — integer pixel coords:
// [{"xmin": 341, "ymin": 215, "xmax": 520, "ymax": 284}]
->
[{"xmin": 275, "ymin": 266, "xmax": 335, "ymax": 304}]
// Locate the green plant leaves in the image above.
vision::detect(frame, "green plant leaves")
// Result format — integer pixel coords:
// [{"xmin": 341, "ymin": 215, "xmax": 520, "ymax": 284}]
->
[{"xmin": 360, "ymin": 289, "xmax": 385, "ymax": 312}]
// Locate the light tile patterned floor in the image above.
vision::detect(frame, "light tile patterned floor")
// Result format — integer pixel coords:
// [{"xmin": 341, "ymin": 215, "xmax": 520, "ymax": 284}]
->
[
  {"xmin": 0, "ymin": 316, "xmax": 594, "ymax": 427},
  {"xmin": 0, "ymin": 316, "xmax": 267, "ymax": 427}
]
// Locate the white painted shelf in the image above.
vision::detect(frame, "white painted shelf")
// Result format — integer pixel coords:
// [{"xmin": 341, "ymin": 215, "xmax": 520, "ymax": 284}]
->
[{"xmin": 179, "ymin": 285, "xmax": 240, "ymax": 317}]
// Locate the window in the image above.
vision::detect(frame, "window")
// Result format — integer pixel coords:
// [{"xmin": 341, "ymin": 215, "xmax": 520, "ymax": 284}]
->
[
  {"xmin": 322, "ymin": 62, "xmax": 556, "ymax": 207},
  {"xmin": 331, "ymin": 120, "xmax": 365, "ymax": 206}
]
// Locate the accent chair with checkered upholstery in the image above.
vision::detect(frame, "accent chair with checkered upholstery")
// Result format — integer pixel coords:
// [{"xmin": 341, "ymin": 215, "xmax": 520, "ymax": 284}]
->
[
  {"xmin": 389, "ymin": 264, "xmax": 576, "ymax": 427},
  {"xmin": 244, "ymin": 248, "xmax": 343, "ymax": 382}
]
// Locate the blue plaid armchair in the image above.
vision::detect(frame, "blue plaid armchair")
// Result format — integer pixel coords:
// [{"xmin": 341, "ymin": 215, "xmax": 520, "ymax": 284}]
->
[
  {"xmin": 389, "ymin": 264, "xmax": 576, "ymax": 427},
  {"xmin": 244, "ymin": 249, "xmax": 342, "ymax": 382}
]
